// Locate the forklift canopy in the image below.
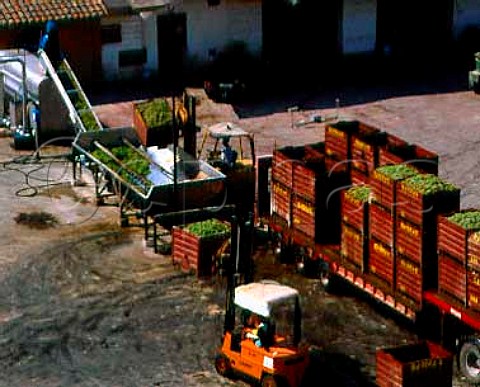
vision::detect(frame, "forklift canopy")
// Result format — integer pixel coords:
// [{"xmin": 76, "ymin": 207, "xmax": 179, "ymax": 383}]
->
[
  {"xmin": 207, "ymin": 122, "xmax": 251, "ymax": 138},
  {"xmin": 234, "ymin": 281, "xmax": 299, "ymax": 318}
]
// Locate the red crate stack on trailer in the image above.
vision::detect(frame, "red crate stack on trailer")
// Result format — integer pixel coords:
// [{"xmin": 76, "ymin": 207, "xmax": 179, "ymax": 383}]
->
[
  {"xmin": 368, "ymin": 165, "xmax": 418, "ymax": 290},
  {"xmin": 438, "ymin": 210, "xmax": 480, "ymax": 306},
  {"xmin": 291, "ymin": 157, "xmax": 349, "ymax": 246},
  {"xmin": 340, "ymin": 186, "xmax": 371, "ymax": 272},
  {"xmin": 394, "ymin": 175, "xmax": 460, "ymax": 310},
  {"xmin": 271, "ymin": 145, "xmax": 308, "ymax": 227}
]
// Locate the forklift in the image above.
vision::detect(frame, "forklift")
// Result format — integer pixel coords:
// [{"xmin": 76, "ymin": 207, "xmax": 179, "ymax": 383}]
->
[{"xmin": 215, "ymin": 211, "xmax": 310, "ymax": 387}]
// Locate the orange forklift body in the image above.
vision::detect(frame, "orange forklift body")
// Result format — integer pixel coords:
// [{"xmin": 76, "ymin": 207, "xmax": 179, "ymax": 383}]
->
[{"xmin": 217, "ymin": 331, "xmax": 309, "ymax": 387}]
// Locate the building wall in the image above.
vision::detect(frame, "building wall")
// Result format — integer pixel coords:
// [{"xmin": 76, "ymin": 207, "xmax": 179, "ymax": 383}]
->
[
  {"xmin": 182, "ymin": 0, "xmax": 262, "ymax": 65},
  {"xmin": 453, "ymin": 0, "xmax": 480, "ymax": 38},
  {"xmin": 59, "ymin": 21, "xmax": 103, "ymax": 84},
  {"xmin": 101, "ymin": 15, "xmax": 145, "ymax": 81},
  {"xmin": 342, "ymin": 0, "xmax": 377, "ymax": 54}
]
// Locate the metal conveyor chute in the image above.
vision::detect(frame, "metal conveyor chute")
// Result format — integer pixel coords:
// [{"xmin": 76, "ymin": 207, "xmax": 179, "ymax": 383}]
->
[{"xmin": 37, "ymin": 49, "xmax": 103, "ymax": 133}]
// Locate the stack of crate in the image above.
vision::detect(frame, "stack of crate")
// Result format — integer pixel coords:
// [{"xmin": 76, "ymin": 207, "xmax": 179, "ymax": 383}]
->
[
  {"xmin": 368, "ymin": 165, "xmax": 419, "ymax": 290},
  {"xmin": 395, "ymin": 175, "xmax": 460, "ymax": 310},
  {"xmin": 271, "ymin": 145, "xmax": 306, "ymax": 228},
  {"xmin": 437, "ymin": 210, "xmax": 480, "ymax": 306},
  {"xmin": 340, "ymin": 185, "xmax": 371, "ymax": 273},
  {"xmin": 291, "ymin": 143, "xmax": 349, "ymax": 246},
  {"xmin": 271, "ymin": 142, "xmax": 348, "ymax": 246}
]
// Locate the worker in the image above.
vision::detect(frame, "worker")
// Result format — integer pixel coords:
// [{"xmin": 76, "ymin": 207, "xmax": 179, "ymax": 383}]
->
[
  {"xmin": 220, "ymin": 137, "xmax": 237, "ymax": 168},
  {"xmin": 245, "ymin": 314, "xmax": 266, "ymax": 347}
]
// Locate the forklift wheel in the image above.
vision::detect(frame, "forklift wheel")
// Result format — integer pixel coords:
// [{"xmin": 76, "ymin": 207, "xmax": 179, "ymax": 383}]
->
[
  {"xmin": 261, "ymin": 375, "xmax": 279, "ymax": 387},
  {"xmin": 215, "ymin": 354, "xmax": 232, "ymax": 377}
]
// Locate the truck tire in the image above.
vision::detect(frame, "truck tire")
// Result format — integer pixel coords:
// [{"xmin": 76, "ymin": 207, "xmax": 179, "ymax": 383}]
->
[
  {"xmin": 215, "ymin": 354, "xmax": 232, "ymax": 377},
  {"xmin": 459, "ymin": 341, "xmax": 480, "ymax": 383}
]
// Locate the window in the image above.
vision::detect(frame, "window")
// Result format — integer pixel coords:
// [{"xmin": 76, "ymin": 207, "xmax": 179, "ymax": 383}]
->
[
  {"xmin": 101, "ymin": 24, "xmax": 122, "ymax": 44},
  {"xmin": 119, "ymin": 48, "xmax": 147, "ymax": 67}
]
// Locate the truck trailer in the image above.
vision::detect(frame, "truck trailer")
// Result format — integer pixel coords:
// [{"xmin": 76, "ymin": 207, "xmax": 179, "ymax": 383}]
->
[{"xmin": 264, "ymin": 119, "xmax": 480, "ymax": 384}]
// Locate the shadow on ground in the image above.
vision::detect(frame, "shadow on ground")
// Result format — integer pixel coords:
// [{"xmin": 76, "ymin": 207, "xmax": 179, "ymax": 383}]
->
[{"xmin": 303, "ymin": 348, "xmax": 376, "ymax": 387}]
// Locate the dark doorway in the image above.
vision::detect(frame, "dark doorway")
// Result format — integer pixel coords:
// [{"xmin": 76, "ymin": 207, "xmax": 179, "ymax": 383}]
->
[
  {"xmin": 262, "ymin": 0, "xmax": 342, "ymax": 80},
  {"xmin": 377, "ymin": 0, "xmax": 453, "ymax": 61},
  {"xmin": 157, "ymin": 13, "xmax": 187, "ymax": 89}
]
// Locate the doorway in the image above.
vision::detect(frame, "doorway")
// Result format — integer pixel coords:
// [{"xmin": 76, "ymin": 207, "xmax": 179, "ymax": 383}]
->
[{"xmin": 157, "ymin": 13, "xmax": 187, "ymax": 89}]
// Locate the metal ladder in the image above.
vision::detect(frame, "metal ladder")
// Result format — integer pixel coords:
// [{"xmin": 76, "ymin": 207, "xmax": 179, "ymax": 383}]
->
[{"xmin": 37, "ymin": 49, "xmax": 103, "ymax": 133}]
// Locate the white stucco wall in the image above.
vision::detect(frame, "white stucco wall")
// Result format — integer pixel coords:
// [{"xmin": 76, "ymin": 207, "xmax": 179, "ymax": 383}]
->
[
  {"xmin": 141, "ymin": 12, "xmax": 159, "ymax": 77},
  {"xmin": 101, "ymin": 15, "xmax": 145, "ymax": 80},
  {"xmin": 453, "ymin": 0, "xmax": 480, "ymax": 38},
  {"xmin": 183, "ymin": 0, "xmax": 262, "ymax": 65},
  {"xmin": 342, "ymin": 0, "xmax": 377, "ymax": 54}
]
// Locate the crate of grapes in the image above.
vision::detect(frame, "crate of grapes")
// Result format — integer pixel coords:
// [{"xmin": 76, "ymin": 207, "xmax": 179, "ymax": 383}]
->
[
  {"xmin": 172, "ymin": 219, "xmax": 230, "ymax": 277},
  {"xmin": 438, "ymin": 210, "xmax": 480, "ymax": 264},
  {"xmin": 133, "ymin": 98, "xmax": 173, "ymax": 148},
  {"xmin": 371, "ymin": 164, "xmax": 418, "ymax": 209},
  {"xmin": 396, "ymin": 174, "xmax": 460, "ymax": 225}
]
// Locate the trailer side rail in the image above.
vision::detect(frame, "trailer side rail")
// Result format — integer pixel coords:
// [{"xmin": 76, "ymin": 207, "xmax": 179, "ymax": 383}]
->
[{"xmin": 423, "ymin": 291, "xmax": 480, "ymax": 331}]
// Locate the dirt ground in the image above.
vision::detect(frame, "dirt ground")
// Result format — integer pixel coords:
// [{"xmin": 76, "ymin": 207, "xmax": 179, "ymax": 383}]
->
[{"xmin": 0, "ymin": 69, "xmax": 479, "ymax": 386}]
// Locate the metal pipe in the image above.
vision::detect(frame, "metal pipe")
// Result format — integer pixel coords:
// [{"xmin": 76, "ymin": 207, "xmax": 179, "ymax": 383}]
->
[{"xmin": 0, "ymin": 55, "xmax": 28, "ymax": 131}]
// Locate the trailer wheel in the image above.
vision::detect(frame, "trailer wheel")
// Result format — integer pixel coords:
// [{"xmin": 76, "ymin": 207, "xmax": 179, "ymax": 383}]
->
[
  {"xmin": 317, "ymin": 260, "xmax": 330, "ymax": 288},
  {"xmin": 215, "ymin": 354, "xmax": 232, "ymax": 377},
  {"xmin": 459, "ymin": 341, "xmax": 480, "ymax": 383}
]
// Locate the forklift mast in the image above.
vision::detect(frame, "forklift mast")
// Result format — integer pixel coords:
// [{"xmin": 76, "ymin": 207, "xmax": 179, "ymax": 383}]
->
[{"xmin": 224, "ymin": 211, "xmax": 254, "ymax": 334}]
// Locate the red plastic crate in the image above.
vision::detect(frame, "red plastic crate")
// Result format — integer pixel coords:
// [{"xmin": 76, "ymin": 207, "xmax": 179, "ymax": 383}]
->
[
  {"xmin": 351, "ymin": 167, "xmax": 369, "ymax": 185},
  {"xmin": 292, "ymin": 158, "xmax": 326, "ymax": 203},
  {"xmin": 438, "ymin": 210, "xmax": 480, "ymax": 264},
  {"xmin": 341, "ymin": 190, "xmax": 369, "ymax": 232},
  {"xmin": 467, "ymin": 268, "xmax": 480, "ymax": 312},
  {"xmin": 370, "ymin": 202, "xmax": 395, "ymax": 247},
  {"xmin": 350, "ymin": 126, "xmax": 385, "ymax": 174},
  {"xmin": 438, "ymin": 253, "xmax": 467, "ymax": 306},
  {"xmin": 370, "ymin": 169, "xmax": 405, "ymax": 209},
  {"xmin": 395, "ymin": 254, "xmax": 423, "ymax": 310},
  {"xmin": 376, "ymin": 341, "xmax": 453, "ymax": 387},
  {"xmin": 469, "ymin": 232, "xmax": 480, "ymax": 271},
  {"xmin": 395, "ymin": 217, "xmax": 437, "ymax": 265},
  {"xmin": 411, "ymin": 144, "xmax": 439, "ymax": 175},
  {"xmin": 172, "ymin": 226, "xmax": 229, "ymax": 277},
  {"xmin": 133, "ymin": 101, "xmax": 173, "ymax": 147},
  {"xmin": 396, "ymin": 182, "xmax": 460, "ymax": 226},
  {"xmin": 271, "ymin": 179, "xmax": 291, "ymax": 226},
  {"xmin": 378, "ymin": 133, "xmax": 411, "ymax": 167},
  {"xmin": 378, "ymin": 133, "xmax": 439, "ymax": 176},
  {"xmin": 341, "ymin": 222, "xmax": 367, "ymax": 272},
  {"xmin": 325, "ymin": 155, "xmax": 349, "ymax": 174},
  {"xmin": 325, "ymin": 122, "xmax": 353, "ymax": 161},
  {"xmin": 292, "ymin": 194, "xmax": 317, "ymax": 239},
  {"xmin": 369, "ymin": 237, "xmax": 395, "ymax": 289}
]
